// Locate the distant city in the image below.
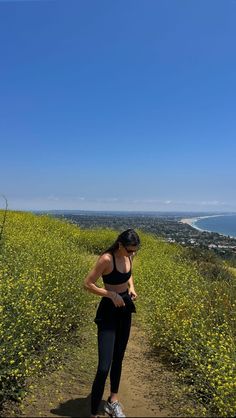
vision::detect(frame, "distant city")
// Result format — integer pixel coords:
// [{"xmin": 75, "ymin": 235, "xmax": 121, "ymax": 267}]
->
[{"xmin": 34, "ymin": 210, "xmax": 236, "ymax": 264}]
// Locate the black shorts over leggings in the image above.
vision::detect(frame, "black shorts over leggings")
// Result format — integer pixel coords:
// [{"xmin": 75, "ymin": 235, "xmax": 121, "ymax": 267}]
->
[{"xmin": 90, "ymin": 290, "xmax": 136, "ymax": 416}]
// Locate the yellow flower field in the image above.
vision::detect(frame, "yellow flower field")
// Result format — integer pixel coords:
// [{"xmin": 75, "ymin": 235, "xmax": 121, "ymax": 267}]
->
[
  {"xmin": 0, "ymin": 211, "xmax": 94, "ymax": 404},
  {"xmin": 0, "ymin": 211, "xmax": 235, "ymax": 416}
]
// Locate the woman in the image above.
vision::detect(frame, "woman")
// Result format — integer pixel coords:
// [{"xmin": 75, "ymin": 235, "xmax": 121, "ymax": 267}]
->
[{"xmin": 83, "ymin": 228, "xmax": 140, "ymax": 418}]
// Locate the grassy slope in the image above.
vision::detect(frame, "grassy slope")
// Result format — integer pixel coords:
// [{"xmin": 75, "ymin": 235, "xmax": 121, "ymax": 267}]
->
[{"xmin": 0, "ymin": 211, "xmax": 235, "ymax": 416}]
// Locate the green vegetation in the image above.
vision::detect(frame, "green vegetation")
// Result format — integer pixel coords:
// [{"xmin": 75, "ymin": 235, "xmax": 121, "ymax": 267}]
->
[
  {"xmin": 135, "ymin": 233, "xmax": 236, "ymax": 417},
  {"xmin": 0, "ymin": 211, "xmax": 95, "ymax": 406},
  {"xmin": 0, "ymin": 211, "xmax": 235, "ymax": 416},
  {"xmin": 181, "ymin": 246, "xmax": 234, "ymax": 282},
  {"xmin": 54, "ymin": 212, "xmax": 236, "ymax": 265}
]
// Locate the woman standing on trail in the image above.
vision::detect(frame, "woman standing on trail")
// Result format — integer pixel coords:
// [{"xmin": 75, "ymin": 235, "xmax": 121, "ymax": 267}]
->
[{"xmin": 83, "ymin": 228, "xmax": 140, "ymax": 418}]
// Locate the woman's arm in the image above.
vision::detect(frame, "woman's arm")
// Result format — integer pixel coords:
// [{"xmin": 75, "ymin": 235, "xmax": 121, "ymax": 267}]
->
[
  {"xmin": 128, "ymin": 273, "xmax": 138, "ymax": 300},
  {"xmin": 83, "ymin": 255, "xmax": 125, "ymax": 307},
  {"xmin": 83, "ymin": 255, "xmax": 112, "ymax": 298},
  {"xmin": 128, "ymin": 274, "xmax": 135, "ymax": 292}
]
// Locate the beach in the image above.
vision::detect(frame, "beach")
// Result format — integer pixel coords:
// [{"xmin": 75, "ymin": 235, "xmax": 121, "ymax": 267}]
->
[{"xmin": 180, "ymin": 215, "xmax": 224, "ymax": 232}]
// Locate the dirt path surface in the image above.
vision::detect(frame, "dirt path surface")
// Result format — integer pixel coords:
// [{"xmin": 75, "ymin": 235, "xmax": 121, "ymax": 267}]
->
[{"xmin": 2, "ymin": 318, "xmax": 198, "ymax": 418}]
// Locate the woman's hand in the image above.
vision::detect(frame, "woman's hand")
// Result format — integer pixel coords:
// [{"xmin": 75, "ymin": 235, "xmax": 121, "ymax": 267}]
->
[
  {"xmin": 110, "ymin": 292, "xmax": 126, "ymax": 307},
  {"xmin": 128, "ymin": 288, "xmax": 138, "ymax": 301}
]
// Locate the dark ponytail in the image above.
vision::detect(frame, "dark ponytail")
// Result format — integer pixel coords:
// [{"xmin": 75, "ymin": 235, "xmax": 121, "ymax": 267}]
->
[{"xmin": 101, "ymin": 228, "xmax": 140, "ymax": 255}]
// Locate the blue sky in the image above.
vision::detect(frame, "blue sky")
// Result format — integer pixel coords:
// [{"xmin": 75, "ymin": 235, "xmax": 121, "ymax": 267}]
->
[{"xmin": 0, "ymin": 0, "xmax": 236, "ymax": 212}]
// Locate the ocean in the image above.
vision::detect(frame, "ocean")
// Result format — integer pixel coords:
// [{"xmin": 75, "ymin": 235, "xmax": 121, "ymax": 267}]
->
[{"xmin": 194, "ymin": 214, "xmax": 236, "ymax": 238}]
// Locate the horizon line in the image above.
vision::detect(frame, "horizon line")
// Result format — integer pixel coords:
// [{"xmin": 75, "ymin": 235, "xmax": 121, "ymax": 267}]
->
[{"xmin": 8, "ymin": 209, "xmax": 236, "ymax": 214}]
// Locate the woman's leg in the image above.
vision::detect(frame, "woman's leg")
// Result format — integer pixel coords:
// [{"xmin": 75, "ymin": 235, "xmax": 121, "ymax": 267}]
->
[
  {"xmin": 109, "ymin": 312, "xmax": 132, "ymax": 398},
  {"xmin": 90, "ymin": 325, "xmax": 116, "ymax": 416}
]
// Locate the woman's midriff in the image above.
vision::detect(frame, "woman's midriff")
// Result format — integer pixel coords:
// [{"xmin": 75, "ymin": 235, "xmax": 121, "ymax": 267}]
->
[{"xmin": 104, "ymin": 283, "xmax": 129, "ymax": 294}]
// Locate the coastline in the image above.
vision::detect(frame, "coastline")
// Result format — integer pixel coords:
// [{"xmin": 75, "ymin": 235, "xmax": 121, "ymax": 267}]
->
[{"xmin": 179, "ymin": 214, "xmax": 225, "ymax": 233}]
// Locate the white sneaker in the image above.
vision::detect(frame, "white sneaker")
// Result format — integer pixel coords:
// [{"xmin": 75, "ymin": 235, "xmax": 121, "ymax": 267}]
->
[{"xmin": 104, "ymin": 399, "xmax": 126, "ymax": 417}]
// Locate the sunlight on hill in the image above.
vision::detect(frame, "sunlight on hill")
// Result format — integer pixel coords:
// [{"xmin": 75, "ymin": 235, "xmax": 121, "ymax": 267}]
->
[{"xmin": 0, "ymin": 210, "xmax": 235, "ymax": 417}]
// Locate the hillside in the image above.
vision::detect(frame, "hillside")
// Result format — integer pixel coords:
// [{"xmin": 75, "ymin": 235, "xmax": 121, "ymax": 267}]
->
[{"xmin": 0, "ymin": 210, "xmax": 235, "ymax": 417}]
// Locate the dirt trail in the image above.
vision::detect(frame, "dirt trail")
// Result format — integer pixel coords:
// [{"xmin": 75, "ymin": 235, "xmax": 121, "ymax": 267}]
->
[{"xmin": 3, "ymin": 318, "xmax": 198, "ymax": 417}]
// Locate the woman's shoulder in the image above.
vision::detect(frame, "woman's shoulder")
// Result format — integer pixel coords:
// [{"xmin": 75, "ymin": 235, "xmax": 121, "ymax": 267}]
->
[
  {"xmin": 96, "ymin": 253, "xmax": 113, "ymax": 273},
  {"xmin": 98, "ymin": 252, "xmax": 113, "ymax": 264},
  {"xmin": 100, "ymin": 251, "xmax": 113, "ymax": 258}
]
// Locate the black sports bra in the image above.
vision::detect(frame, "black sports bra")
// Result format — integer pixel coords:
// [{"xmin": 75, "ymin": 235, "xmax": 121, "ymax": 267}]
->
[{"xmin": 102, "ymin": 253, "xmax": 132, "ymax": 285}]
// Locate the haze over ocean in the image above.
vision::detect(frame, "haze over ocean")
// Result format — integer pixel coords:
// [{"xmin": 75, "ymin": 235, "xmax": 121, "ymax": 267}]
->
[{"xmin": 0, "ymin": 1, "xmax": 236, "ymax": 212}]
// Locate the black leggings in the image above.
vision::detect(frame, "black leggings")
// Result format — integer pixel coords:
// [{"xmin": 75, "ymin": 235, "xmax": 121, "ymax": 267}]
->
[{"xmin": 91, "ymin": 311, "xmax": 132, "ymax": 415}]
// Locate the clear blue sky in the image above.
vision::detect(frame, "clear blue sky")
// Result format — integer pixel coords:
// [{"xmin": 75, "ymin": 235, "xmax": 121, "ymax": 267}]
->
[{"xmin": 0, "ymin": 0, "xmax": 236, "ymax": 212}]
